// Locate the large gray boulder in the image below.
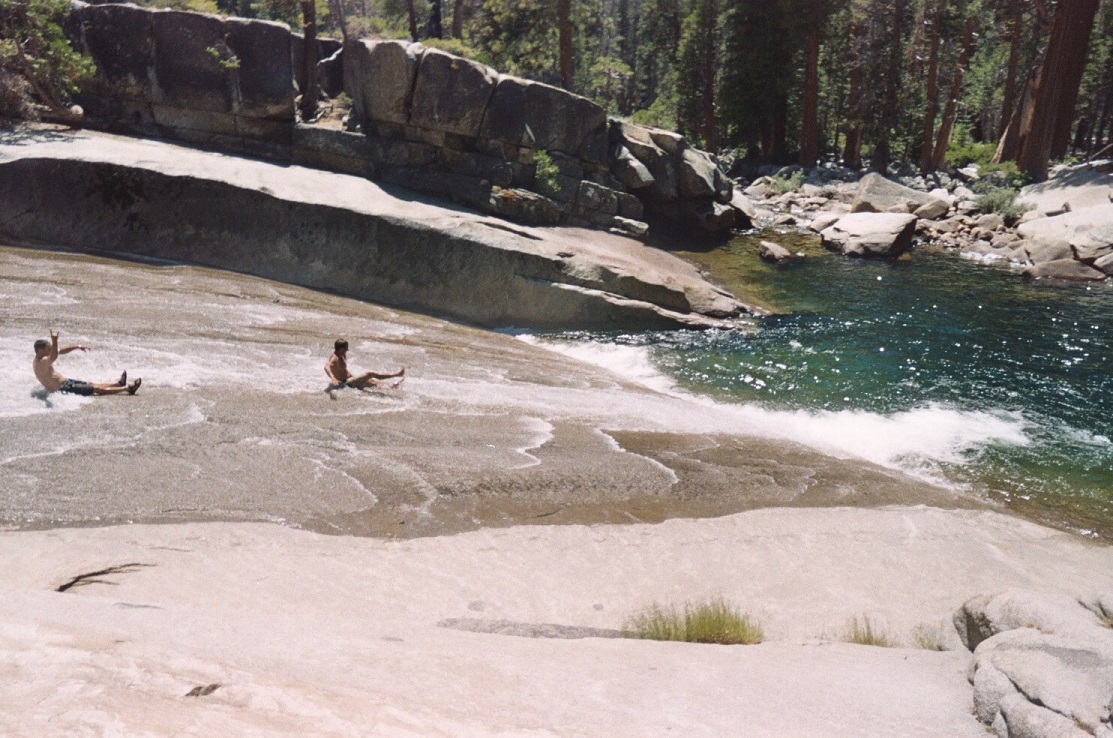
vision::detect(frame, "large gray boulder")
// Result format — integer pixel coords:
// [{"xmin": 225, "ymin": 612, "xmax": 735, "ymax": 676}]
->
[
  {"xmin": 223, "ymin": 18, "xmax": 294, "ymax": 120},
  {"xmin": 852, "ymin": 172, "xmax": 936, "ymax": 213},
  {"xmin": 151, "ymin": 11, "xmax": 230, "ymax": 112},
  {"xmin": 820, "ymin": 212, "xmax": 917, "ymax": 257},
  {"xmin": 1016, "ymin": 204, "xmax": 1113, "ymax": 256},
  {"xmin": 1023, "ymin": 259, "xmax": 1108, "ymax": 282},
  {"xmin": 955, "ymin": 590, "xmax": 1113, "ymax": 738},
  {"xmin": 479, "ymin": 76, "xmax": 608, "ymax": 163},
  {"xmin": 611, "ymin": 144, "xmax": 654, "ymax": 190},
  {"xmin": 410, "ymin": 47, "xmax": 498, "ymax": 138},
  {"xmin": 343, "ymin": 39, "xmax": 423, "ymax": 126},
  {"xmin": 612, "ymin": 121, "xmax": 679, "ymax": 201},
  {"xmin": 1071, "ymin": 222, "xmax": 1113, "ymax": 264},
  {"xmin": 679, "ymin": 147, "xmax": 718, "ymax": 200},
  {"xmin": 75, "ymin": 3, "xmax": 155, "ymax": 101}
]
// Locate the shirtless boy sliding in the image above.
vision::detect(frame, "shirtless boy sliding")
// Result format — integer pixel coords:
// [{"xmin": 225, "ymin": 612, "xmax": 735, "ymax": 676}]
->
[
  {"xmin": 324, "ymin": 338, "xmax": 404, "ymax": 391},
  {"xmin": 33, "ymin": 330, "xmax": 141, "ymax": 396}
]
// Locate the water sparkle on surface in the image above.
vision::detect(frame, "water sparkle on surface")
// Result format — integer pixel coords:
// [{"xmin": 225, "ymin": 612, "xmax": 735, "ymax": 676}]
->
[{"xmin": 544, "ymin": 233, "xmax": 1113, "ymax": 536}]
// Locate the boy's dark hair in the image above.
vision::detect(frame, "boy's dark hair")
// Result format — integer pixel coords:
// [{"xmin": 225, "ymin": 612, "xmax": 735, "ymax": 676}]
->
[
  {"xmin": 34, "ymin": 339, "xmax": 49, "ymax": 352},
  {"xmin": 334, "ymin": 339, "xmax": 349, "ymax": 351}
]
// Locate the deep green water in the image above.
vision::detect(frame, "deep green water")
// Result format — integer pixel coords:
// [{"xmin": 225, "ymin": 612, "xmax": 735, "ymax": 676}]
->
[{"xmin": 558, "ymin": 233, "xmax": 1113, "ymax": 537}]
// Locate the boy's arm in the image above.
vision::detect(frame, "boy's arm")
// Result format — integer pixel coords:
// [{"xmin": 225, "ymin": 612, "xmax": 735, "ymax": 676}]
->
[{"xmin": 52, "ymin": 331, "xmax": 89, "ymax": 356}]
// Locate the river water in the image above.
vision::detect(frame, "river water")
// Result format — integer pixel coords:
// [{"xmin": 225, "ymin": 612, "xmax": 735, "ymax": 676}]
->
[{"xmin": 535, "ymin": 233, "xmax": 1113, "ymax": 538}]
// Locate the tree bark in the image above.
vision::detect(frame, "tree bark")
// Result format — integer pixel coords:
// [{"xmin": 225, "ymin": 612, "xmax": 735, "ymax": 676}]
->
[
  {"xmin": 558, "ymin": 0, "xmax": 573, "ymax": 90},
  {"xmin": 870, "ymin": 0, "xmax": 905, "ymax": 173},
  {"xmin": 842, "ymin": 17, "xmax": 866, "ymax": 168},
  {"xmin": 299, "ymin": 0, "xmax": 319, "ymax": 121},
  {"xmin": 798, "ymin": 1, "xmax": 821, "ymax": 167},
  {"xmin": 919, "ymin": 0, "xmax": 943, "ymax": 172},
  {"xmin": 929, "ymin": 14, "xmax": 975, "ymax": 171},
  {"xmin": 1015, "ymin": 0, "xmax": 1101, "ymax": 179},
  {"xmin": 407, "ymin": 0, "xmax": 418, "ymax": 40},
  {"xmin": 999, "ymin": 0, "xmax": 1024, "ymax": 138},
  {"xmin": 452, "ymin": 0, "xmax": 465, "ymax": 38},
  {"xmin": 427, "ymin": 0, "xmax": 443, "ymax": 38},
  {"xmin": 700, "ymin": 0, "xmax": 719, "ymax": 150}
]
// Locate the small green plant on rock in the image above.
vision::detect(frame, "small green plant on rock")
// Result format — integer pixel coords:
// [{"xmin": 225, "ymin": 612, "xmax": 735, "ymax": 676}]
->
[
  {"xmin": 973, "ymin": 182, "xmax": 1033, "ymax": 224},
  {"xmin": 623, "ymin": 598, "xmax": 763, "ymax": 645},
  {"xmin": 842, "ymin": 615, "xmax": 897, "ymax": 648},
  {"xmin": 532, "ymin": 149, "xmax": 561, "ymax": 193},
  {"xmin": 769, "ymin": 169, "xmax": 803, "ymax": 195}
]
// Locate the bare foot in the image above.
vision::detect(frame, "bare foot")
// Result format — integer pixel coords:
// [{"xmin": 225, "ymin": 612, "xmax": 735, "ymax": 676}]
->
[
  {"xmin": 127, "ymin": 378, "xmax": 142, "ymax": 395},
  {"xmin": 118, "ymin": 371, "xmax": 127, "ymax": 386}
]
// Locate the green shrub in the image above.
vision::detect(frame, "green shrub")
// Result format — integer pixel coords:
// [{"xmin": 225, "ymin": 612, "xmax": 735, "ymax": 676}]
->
[
  {"xmin": 769, "ymin": 169, "xmax": 803, "ymax": 195},
  {"xmin": 623, "ymin": 598, "xmax": 763, "ymax": 645},
  {"xmin": 973, "ymin": 184, "xmax": 1033, "ymax": 223},
  {"xmin": 532, "ymin": 149, "xmax": 560, "ymax": 192},
  {"xmin": 945, "ymin": 139, "xmax": 997, "ymax": 169},
  {"xmin": 420, "ymin": 37, "xmax": 491, "ymax": 66},
  {"xmin": 0, "ymin": 0, "xmax": 96, "ymax": 115},
  {"xmin": 842, "ymin": 615, "xmax": 897, "ymax": 647}
]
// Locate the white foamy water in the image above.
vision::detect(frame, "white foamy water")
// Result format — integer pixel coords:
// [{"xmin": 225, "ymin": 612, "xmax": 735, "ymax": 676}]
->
[{"xmin": 525, "ymin": 335, "xmax": 1034, "ymax": 484}]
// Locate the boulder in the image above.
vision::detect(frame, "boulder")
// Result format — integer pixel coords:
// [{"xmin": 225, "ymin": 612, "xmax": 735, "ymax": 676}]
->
[
  {"xmin": 820, "ymin": 212, "xmax": 917, "ymax": 258},
  {"xmin": 410, "ymin": 47, "xmax": 498, "ymax": 138},
  {"xmin": 344, "ymin": 39, "xmax": 422, "ymax": 126},
  {"xmin": 913, "ymin": 198, "xmax": 950, "ymax": 220},
  {"xmin": 728, "ymin": 190, "xmax": 756, "ymax": 225},
  {"xmin": 679, "ymin": 147, "xmax": 718, "ymax": 200},
  {"xmin": 224, "ymin": 17, "xmax": 295, "ymax": 120},
  {"xmin": 610, "ymin": 217, "xmax": 649, "ymax": 238},
  {"xmin": 613, "ymin": 121, "xmax": 679, "ymax": 201},
  {"xmin": 1018, "ymin": 204, "xmax": 1113, "ymax": 258},
  {"xmin": 1024, "ymin": 240, "xmax": 1073, "ymax": 264},
  {"xmin": 682, "ymin": 200, "xmax": 737, "ymax": 233},
  {"xmin": 1094, "ymin": 252, "xmax": 1113, "ymax": 275},
  {"xmin": 851, "ymin": 172, "xmax": 935, "ymax": 213},
  {"xmin": 956, "ymin": 590, "xmax": 1113, "ymax": 738},
  {"xmin": 976, "ymin": 213, "xmax": 1006, "ymax": 231},
  {"xmin": 1024, "ymin": 259, "xmax": 1107, "ymax": 281},
  {"xmin": 151, "ymin": 11, "xmax": 230, "ymax": 112},
  {"xmin": 480, "ymin": 76, "xmax": 608, "ymax": 163},
  {"xmin": 744, "ymin": 180, "xmax": 774, "ymax": 199},
  {"xmin": 610, "ymin": 144, "xmax": 654, "ymax": 190},
  {"xmin": 75, "ymin": 3, "xmax": 155, "ymax": 101},
  {"xmin": 1071, "ymin": 222, "xmax": 1113, "ymax": 263},
  {"xmin": 808, "ymin": 212, "xmax": 841, "ymax": 232},
  {"xmin": 758, "ymin": 240, "xmax": 800, "ymax": 263}
]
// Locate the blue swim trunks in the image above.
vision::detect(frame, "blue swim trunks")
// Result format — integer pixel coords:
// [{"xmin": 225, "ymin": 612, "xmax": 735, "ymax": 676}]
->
[{"xmin": 59, "ymin": 378, "xmax": 95, "ymax": 396}]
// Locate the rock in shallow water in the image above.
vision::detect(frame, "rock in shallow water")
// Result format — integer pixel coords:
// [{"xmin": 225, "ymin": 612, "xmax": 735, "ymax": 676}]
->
[{"xmin": 820, "ymin": 212, "xmax": 917, "ymax": 258}]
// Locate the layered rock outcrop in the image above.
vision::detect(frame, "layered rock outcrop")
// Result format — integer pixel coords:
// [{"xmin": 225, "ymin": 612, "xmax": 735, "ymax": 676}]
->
[
  {"xmin": 0, "ymin": 131, "xmax": 752, "ymax": 330},
  {"xmin": 65, "ymin": 3, "xmax": 746, "ymax": 239}
]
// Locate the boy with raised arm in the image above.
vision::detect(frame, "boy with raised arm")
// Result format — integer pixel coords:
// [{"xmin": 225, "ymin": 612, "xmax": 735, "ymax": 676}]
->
[
  {"xmin": 33, "ymin": 330, "xmax": 141, "ymax": 396},
  {"xmin": 325, "ymin": 338, "xmax": 404, "ymax": 391}
]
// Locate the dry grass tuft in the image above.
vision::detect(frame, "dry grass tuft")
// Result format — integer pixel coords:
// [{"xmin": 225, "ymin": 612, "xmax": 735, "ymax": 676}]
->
[
  {"xmin": 623, "ymin": 598, "xmax": 763, "ymax": 645},
  {"xmin": 842, "ymin": 615, "xmax": 898, "ymax": 648}
]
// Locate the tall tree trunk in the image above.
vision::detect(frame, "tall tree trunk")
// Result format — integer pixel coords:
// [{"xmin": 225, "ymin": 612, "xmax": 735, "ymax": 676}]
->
[
  {"xmin": 919, "ymin": 0, "xmax": 943, "ymax": 172},
  {"xmin": 558, "ymin": 0, "xmax": 573, "ymax": 90},
  {"xmin": 452, "ymin": 0, "xmax": 465, "ymax": 37},
  {"xmin": 700, "ymin": 0, "xmax": 719, "ymax": 149},
  {"xmin": 299, "ymin": 0, "xmax": 319, "ymax": 121},
  {"xmin": 407, "ymin": 0, "xmax": 418, "ymax": 40},
  {"xmin": 842, "ymin": 17, "xmax": 866, "ymax": 168},
  {"xmin": 871, "ymin": 0, "xmax": 905, "ymax": 173},
  {"xmin": 929, "ymin": 14, "xmax": 975, "ymax": 170},
  {"xmin": 1015, "ymin": 0, "xmax": 1101, "ymax": 180},
  {"xmin": 999, "ymin": 0, "xmax": 1024, "ymax": 138},
  {"xmin": 427, "ymin": 0, "xmax": 443, "ymax": 38},
  {"xmin": 798, "ymin": 1, "xmax": 821, "ymax": 167},
  {"xmin": 328, "ymin": 0, "xmax": 349, "ymax": 43}
]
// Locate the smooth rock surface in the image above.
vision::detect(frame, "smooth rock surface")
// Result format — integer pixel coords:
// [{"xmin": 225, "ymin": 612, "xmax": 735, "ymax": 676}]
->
[
  {"xmin": 3, "ymin": 505, "xmax": 1113, "ymax": 737},
  {"xmin": 0, "ymin": 130, "xmax": 750, "ymax": 329},
  {"xmin": 852, "ymin": 172, "xmax": 936, "ymax": 213},
  {"xmin": 1022, "ymin": 259, "xmax": 1108, "ymax": 282},
  {"xmin": 821, "ymin": 212, "xmax": 918, "ymax": 258}
]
